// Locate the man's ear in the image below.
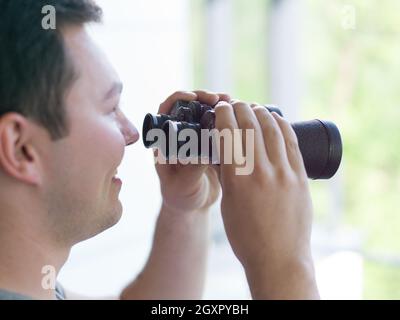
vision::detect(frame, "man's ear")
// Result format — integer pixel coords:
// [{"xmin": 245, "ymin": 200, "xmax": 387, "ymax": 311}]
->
[{"xmin": 0, "ymin": 113, "xmax": 44, "ymax": 185}]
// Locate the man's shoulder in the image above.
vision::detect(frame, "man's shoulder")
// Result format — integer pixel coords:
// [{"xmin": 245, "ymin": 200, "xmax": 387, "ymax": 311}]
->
[{"xmin": 0, "ymin": 289, "xmax": 32, "ymax": 300}]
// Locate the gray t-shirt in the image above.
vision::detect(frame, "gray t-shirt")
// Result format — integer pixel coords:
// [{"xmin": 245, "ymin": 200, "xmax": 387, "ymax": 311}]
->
[{"xmin": 0, "ymin": 283, "xmax": 65, "ymax": 300}]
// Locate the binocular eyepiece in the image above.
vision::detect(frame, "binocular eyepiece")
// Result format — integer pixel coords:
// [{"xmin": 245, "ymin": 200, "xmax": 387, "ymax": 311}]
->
[{"xmin": 143, "ymin": 100, "xmax": 343, "ymax": 180}]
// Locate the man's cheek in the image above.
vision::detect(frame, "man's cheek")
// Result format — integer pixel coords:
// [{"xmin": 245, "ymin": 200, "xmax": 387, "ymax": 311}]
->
[{"xmin": 94, "ymin": 126, "xmax": 125, "ymax": 165}]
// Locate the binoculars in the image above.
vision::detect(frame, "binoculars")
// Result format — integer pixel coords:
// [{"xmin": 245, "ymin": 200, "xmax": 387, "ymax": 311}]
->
[{"xmin": 143, "ymin": 100, "xmax": 342, "ymax": 180}]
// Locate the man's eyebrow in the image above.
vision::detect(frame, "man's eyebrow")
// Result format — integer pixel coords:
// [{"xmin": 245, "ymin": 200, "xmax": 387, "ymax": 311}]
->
[{"xmin": 103, "ymin": 82, "xmax": 123, "ymax": 101}]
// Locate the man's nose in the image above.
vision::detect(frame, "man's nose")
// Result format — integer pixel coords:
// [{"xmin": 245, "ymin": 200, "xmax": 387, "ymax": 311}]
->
[{"xmin": 120, "ymin": 116, "xmax": 140, "ymax": 146}]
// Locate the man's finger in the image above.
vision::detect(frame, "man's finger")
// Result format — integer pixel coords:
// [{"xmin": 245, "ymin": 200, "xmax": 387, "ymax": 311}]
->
[
  {"xmin": 231, "ymin": 101, "xmax": 268, "ymax": 169},
  {"xmin": 250, "ymin": 103, "xmax": 260, "ymax": 109},
  {"xmin": 193, "ymin": 90, "xmax": 220, "ymax": 106},
  {"xmin": 214, "ymin": 101, "xmax": 240, "ymax": 178},
  {"xmin": 271, "ymin": 112, "xmax": 306, "ymax": 175},
  {"xmin": 158, "ymin": 91, "xmax": 197, "ymax": 114},
  {"xmin": 253, "ymin": 107, "xmax": 290, "ymax": 169},
  {"xmin": 217, "ymin": 93, "xmax": 231, "ymax": 103}
]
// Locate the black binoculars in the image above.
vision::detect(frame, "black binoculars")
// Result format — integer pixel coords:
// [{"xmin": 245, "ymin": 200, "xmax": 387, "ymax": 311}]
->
[{"xmin": 143, "ymin": 100, "xmax": 342, "ymax": 180}]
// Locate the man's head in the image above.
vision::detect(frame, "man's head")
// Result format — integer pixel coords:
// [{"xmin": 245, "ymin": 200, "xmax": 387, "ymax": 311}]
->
[{"xmin": 0, "ymin": 0, "xmax": 139, "ymax": 246}]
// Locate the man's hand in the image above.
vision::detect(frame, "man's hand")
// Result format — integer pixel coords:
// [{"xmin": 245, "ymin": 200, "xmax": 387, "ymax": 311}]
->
[
  {"xmin": 155, "ymin": 90, "xmax": 230, "ymax": 214},
  {"xmin": 121, "ymin": 90, "xmax": 230, "ymax": 300},
  {"xmin": 214, "ymin": 100, "xmax": 319, "ymax": 299}
]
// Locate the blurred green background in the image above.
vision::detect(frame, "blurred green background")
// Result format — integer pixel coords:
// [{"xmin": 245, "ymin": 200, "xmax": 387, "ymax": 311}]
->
[{"xmin": 190, "ymin": 0, "xmax": 400, "ymax": 299}]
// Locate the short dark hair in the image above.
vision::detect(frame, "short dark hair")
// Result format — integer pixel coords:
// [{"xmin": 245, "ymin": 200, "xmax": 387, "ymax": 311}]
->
[{"xmin": 0, "ymin": 0, "xmax": 102, "ymax": 139}]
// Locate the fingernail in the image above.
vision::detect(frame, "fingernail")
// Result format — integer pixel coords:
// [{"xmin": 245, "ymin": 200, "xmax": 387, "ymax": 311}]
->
[{"xmin": 216, "ymin": 101, "xmax": 229, "ymax": 107}]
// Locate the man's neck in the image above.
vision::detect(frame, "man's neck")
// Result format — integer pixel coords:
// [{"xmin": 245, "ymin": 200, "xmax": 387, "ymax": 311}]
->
[{"xmin": 0, "ymin": 215, "xmax": 70, "ymax": 300}]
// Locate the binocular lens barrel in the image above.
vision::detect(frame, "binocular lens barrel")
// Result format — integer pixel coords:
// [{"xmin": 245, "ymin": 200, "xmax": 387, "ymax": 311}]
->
[
  {"xmin": 143, "ymin": 114, "xmax": 171, "ymax": 148},
  {"xmin": 291, "ymin": 120, "xmax": 342, "ymax": 179}
]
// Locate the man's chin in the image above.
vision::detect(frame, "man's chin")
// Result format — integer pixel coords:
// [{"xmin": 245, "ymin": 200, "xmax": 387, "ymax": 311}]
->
[
  {"xmin": 64, "ymin": 201, "xmax": 124, "ymax": 245},
  {"xmin": 91, "ymin": 201, "xmax": 123, "ymax": 238},
  {"xmin": 108, "ymin": 200, "xmax": 123, "ymax": 227}
]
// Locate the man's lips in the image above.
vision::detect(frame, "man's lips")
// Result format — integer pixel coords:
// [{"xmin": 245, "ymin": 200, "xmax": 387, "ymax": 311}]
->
[{"xmin": 112, "ymin": 170, "xmax": 122, "ymax": 185}]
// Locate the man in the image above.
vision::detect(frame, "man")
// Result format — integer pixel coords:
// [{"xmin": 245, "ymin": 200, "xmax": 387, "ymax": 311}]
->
[{"xmin": 0, "ymin": 0, "xmax": 319, "ymax": 299}]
